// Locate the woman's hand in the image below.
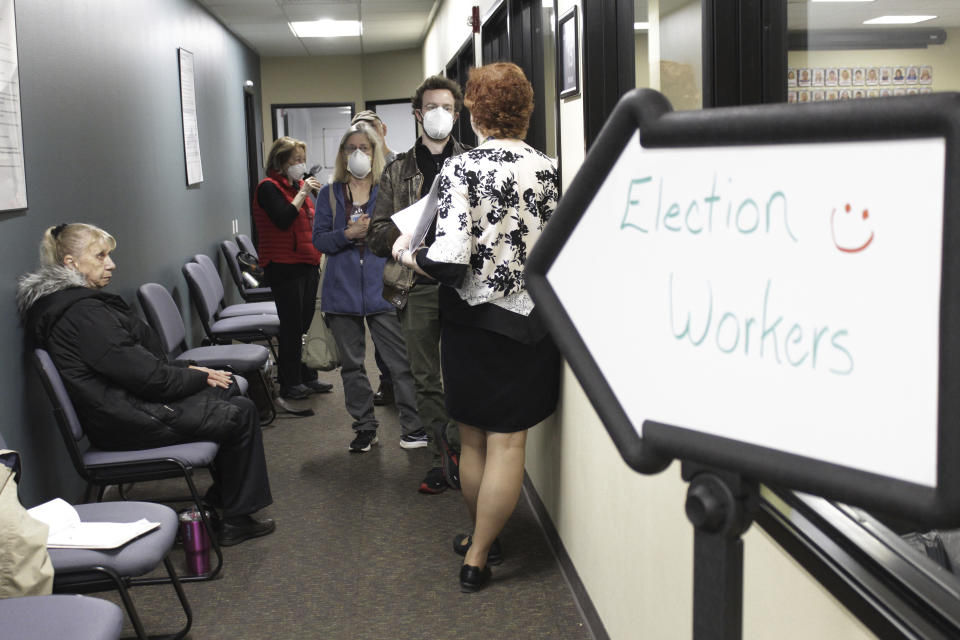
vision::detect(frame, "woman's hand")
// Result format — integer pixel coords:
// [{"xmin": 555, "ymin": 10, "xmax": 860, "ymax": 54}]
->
[
  {"xmin": 190, "ymin": 366, "xmax": 233, "ymax": 389},
  {"xmin": 301, "ymin": 176, "xmax": 322, "ymax": 194},
  {"xmin": 344, "ymin": 213, "xmax": 370, "ymax": 240}
]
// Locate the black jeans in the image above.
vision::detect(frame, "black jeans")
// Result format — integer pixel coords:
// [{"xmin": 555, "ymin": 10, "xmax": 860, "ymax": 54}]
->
[
  {"xmin": 210, "ymin": 396, "xmax": 273, "ymax": 517},
  {"xmin": 263, "ymin": 262, "xmax": 319, "ymax": 388}
]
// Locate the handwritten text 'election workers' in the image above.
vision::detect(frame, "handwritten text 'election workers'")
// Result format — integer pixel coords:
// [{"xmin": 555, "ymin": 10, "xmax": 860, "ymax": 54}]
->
[{"xmin": 620, "ymin": 174, "xmax": 854, "ymax": 376}]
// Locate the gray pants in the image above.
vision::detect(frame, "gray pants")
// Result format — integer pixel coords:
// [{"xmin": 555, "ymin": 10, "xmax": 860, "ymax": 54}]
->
[
  {"xmin": 400, "ymin": 283, "xmax": 460, "ymax": 467},
  {"xmin": 327, "ymin": 312, "xmax": 421, "ymax": 435}
]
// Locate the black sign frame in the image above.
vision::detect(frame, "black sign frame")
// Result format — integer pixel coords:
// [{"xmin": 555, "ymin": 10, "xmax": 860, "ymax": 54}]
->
[{"xmin": 526, "ymin": 89, "xmax": 960, "ymax": 527}]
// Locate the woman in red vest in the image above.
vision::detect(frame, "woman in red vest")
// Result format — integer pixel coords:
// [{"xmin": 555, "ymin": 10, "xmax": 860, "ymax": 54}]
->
[{"xmin": 252, "ymin": 137, "xmax": 333, "ymax": 400}]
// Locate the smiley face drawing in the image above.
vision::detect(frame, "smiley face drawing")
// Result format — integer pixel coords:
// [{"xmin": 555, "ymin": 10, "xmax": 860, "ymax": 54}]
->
[{"xmin": 831, "ymin": 203, "xmax": 874, "ymax": 253}]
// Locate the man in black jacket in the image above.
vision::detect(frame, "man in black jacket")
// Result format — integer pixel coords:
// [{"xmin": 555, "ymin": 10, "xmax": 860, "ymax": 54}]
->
[
  {"xmin": 368, "ymin": 76, "xmax": 471, "ymax": 494},
  {"xmin": 18, "ymin": 223, "xmax": 274, "ymax": 546}
]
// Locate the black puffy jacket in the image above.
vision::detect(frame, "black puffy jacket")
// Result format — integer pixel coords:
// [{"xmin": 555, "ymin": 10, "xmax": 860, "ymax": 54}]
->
[{"xmin": 18, "ymin": 266, "xmax": 245, "ymax": 451}]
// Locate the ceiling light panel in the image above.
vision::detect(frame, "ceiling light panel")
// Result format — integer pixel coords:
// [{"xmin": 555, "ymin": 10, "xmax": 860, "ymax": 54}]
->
[{"xmin": 863, "ymin": 15, "xmax": 937, "ymax": 24}]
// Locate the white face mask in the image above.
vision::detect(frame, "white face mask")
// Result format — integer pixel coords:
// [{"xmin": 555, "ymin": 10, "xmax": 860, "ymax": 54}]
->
[
  {"xmin": 422, "ymin": 107, "xmax": 454, "ymax": 140},
  {"xmin": 286, "ymin": 162, "xmax": 307, "ymax": 182},
  {"xmin": 347, "ymin": 149, "xmax": 371, "ymax": 179}
]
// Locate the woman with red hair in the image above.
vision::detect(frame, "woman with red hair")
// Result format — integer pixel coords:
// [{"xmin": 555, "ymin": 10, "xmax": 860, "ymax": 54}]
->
[{"xmin": 392, "ymin": 62, "xmax": 561, "ymax": 592}]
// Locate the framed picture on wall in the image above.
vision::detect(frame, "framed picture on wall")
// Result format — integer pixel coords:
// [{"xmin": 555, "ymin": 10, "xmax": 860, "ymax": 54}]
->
[
  {"xmin": 559, "ymin": 7, "xmax": 579, "ymax": 99},
  {"xmin": 0, "ymin": 0, "xmax": 27, "ymax": 211}
]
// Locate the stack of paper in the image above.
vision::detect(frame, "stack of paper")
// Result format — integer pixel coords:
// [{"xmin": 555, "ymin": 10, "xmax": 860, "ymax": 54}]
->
[{"xmin": 27, "ymin": 498, "xmax": 160, "ymax": 549}]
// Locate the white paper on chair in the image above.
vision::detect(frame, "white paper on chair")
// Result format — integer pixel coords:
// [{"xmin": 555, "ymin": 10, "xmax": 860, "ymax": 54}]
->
[
  {"xmin": 390, "ymin": 175, "xmax": 440, "ymax": 250},
  {"xmin": 27, "ymin": 498, "xmax": 160, "ymax": 549}
]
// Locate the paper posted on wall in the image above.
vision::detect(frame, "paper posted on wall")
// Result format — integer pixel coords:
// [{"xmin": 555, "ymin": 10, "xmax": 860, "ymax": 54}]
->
[
  {"xmin": 27, "ymin": 498, "xmax": 160, "ymax": 549},
  {"xmin": 390, "ymin": 176, "xmax": 440, "ymax": 250}
]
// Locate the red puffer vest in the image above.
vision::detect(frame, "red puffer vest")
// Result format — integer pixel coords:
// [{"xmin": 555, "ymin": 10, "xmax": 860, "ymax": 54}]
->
[{"xmin": 252, "ymin": 172, "xmax": 322, "ymax": 266}]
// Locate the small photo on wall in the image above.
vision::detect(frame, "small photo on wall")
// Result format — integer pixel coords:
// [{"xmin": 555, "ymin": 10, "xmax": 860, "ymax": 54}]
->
[
  {"xmin": 839, "ymin": 68, "xmax": 852, "ymax": 86},
  {"xmin": 787, "ymin": 90, "xmax": 797, "ymax": 103},
  {"xmin": 867, "ymin": 89, "xmax": 879, "ymax": 98},
  {"xmin": 812, "ymin": 68, "xmax": 824, "ymax": 86},
  {"xmin": 906, "ymin": 66, "xmax": 919, "ymax": 83},
  {"xmin": 839, "ymin": 89, "xmax": 851, "ymax": 100},
  {"xmin": 880, "ymin": 88, "xmax": 891, "ymax": 97},
  {"xmin": 894, "ymin": 88, "xmax": 906, "ymax": 96},
  {"xmin": 827, "ymin": 89, "xmax": 839, "ymax": 101},
  {"xmin": 812, "ymin": 90, "xmax": 825, "ymax": 102},
  {"xmin": 853, "ymin": 68, "xmax": 865, "ymax": 85},
  {"xmin": 866, "ymin": 67, "xmax": 879, "ymax": 85},
  {"xmin": 919, "ymin": 66, "xmax": 932, "ymax": 84},
  {"xmin": 787, "ymin": 68, "xmax": 797, "ymax": 87},
  {"xmin": 825, "ymin": 68, "xmax": 838, "ymax": 86},
  {"xmin": 853, "ymin": 89, "xmax": 866, "ymax": 99},
  {"xmin": 921, "ymin": 87, "xmax": 933, "ymax": 94},
  {"xmin": 798, "ymin": 68, "xmax": 811, "ymax": 87},
  {"xmin": 906, "ymin": 88, "xmax": 919, "ymax": 96},
  {"xmin": 893, "ymin": 67, "xmax": 906, "ymax": 84},
  {"xmin": 798, "ymin": 90, "xmax": 810, "ymax": 103},
  {"xmin": 880, "ymin": 67, "xmax": 892, "ymax": 84}
]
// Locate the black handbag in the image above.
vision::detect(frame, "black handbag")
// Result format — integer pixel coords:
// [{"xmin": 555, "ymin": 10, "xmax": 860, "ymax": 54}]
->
[{"xmin": 236, "ymin": 251, "xmax": 265, "ymax": 287}]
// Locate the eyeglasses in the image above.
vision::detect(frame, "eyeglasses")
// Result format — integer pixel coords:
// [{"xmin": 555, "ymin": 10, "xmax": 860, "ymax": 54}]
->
[
  {"xmin": 344, "ymin": 144, "xmax": 371, "ymax": 153},
  {"xmin": 423, "ymin": 104, "xmax": 455, "ymax": 114}
]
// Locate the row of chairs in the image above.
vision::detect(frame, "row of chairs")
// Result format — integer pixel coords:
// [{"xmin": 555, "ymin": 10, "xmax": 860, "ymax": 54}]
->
[
  {"xmin": 21, "ymin": 237, "xmax": 278, "ymax": 637},
  {"xmin": 1, "ymin": 431, "xmax": 191, "ymax": 639}
]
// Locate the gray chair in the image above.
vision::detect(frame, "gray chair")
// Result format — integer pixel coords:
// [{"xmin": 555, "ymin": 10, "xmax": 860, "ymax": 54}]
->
[
  {"xmin": 32, "ymin": 348, "xmax": 224, "ymax": 582},
  {"xmin": 182, "ymin": 261, "xmax": 280, "ymax": 357},
  {"xmin": 192, "ymin": 253, "xmax": 276, "ymax": 318},
  {"xmin": 221, "ymin": 239, "xmax": 274, "ymax": 302},
  {"xmin": 0, "ymin": 433, "xmax": 192, "ymax": 640},
  {"xmin": 235, "ymin": 232, "xmax": 258, "ymax": 259},
  {"xmin": 49, "ymin": 501, "xmax": 193, "ymax": 640},
  {"xmin": 0, "ymin": 594, "xmax": 123, "ymax": 640},
  {"xmin": 137, "ymin": 282, "xmax": 275, "ymax": 425}
]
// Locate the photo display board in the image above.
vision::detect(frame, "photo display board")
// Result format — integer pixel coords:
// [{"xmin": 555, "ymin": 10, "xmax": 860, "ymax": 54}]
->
[{"xmin": 526, "ymin": 90, "xmax": 960, "ymax": 525}]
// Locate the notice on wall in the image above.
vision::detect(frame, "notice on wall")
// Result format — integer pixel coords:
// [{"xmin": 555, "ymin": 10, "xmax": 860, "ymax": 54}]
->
[
  {"xmin": 179, "ymin": 48, "xmax": 203, "ymax": 185},
  {"xmin": 547, "ymin": 132, "xmax": 946, "ymax": 487},
  {"xmin": 0, "ymin": 0, "xmax": 26, "ymax": 210}
]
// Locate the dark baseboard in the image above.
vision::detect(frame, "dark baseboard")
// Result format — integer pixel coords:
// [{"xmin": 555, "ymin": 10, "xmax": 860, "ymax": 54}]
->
[{"xmin": 523, "ymin": 472, "xmax": 611, "ymax": 640}]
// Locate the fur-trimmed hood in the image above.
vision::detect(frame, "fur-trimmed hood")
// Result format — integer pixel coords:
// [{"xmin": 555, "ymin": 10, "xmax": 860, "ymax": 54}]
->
[{"xmin": 16, "ymin": 265, "xmax": 87, "ymax": 318}]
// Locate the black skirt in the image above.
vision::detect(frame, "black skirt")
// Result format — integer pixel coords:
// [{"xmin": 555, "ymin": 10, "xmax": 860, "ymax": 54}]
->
[{"xmin": 440, "ymin": 317, "xmax": 561, "ymax": 432}]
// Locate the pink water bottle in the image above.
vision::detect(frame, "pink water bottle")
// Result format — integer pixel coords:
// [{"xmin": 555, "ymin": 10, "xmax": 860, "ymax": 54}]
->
[{"xmin": 178, "ymin": 508, "xmax": 211, "ymax": 576}]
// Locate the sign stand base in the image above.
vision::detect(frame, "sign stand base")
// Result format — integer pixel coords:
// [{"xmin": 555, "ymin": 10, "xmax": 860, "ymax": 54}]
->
[{"xmin": 683, "ymin": 463, "xmax": 759, "ymax": 640}]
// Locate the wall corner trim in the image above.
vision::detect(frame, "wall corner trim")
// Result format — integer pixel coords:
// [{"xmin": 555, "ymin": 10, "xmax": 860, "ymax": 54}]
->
[{"xmin": 522, "ymin": 473, "xmax": 611, "ymax": 640}]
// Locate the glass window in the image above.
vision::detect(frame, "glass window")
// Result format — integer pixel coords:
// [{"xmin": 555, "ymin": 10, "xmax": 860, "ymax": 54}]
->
[
  {"xmin": 786, "ymin": 0, "xmax": 959, "ymax": 104},
  {"xmin": 635, "ymin": 0, "xmax": 703, "ymax": 110},
  {"xmin": 788, "ymin": 0, "xmax": 960, "ymax": 585}
]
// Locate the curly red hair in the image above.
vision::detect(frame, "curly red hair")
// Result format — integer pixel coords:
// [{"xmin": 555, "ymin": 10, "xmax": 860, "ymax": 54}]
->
[{"xmin": 464, "ymin": 63, "xmax": 534, "ymax": 140}]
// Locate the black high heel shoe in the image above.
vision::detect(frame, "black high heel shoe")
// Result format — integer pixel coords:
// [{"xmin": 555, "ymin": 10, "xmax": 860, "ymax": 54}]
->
[
  {"xmin": 452, "ymin": 533, "xmax": 503, "ymax": 565},
  {"xmin": 459, "ymin": 563, "xmax": 492, "ymax": 593}
]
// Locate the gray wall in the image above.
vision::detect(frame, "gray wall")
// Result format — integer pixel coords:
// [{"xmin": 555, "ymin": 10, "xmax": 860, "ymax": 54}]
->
[{"xmin": 2, "ymin": 0, "xmax": 262, "ymax": 506}]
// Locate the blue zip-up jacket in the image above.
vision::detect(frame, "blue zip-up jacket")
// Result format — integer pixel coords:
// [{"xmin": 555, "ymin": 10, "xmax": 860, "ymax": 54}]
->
[{"xmin": 312, "ymin": 182, "xmax": 393, "ymax": 316}]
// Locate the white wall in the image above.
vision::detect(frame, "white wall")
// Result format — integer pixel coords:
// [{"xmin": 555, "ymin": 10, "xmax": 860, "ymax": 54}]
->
[
  {"xmin": 423, "ymin": 1, "xmax": 879, "ymax": 638},
  {"xmin": 259, "ymin": 48, "xmax": 422, "ymax": 157}
]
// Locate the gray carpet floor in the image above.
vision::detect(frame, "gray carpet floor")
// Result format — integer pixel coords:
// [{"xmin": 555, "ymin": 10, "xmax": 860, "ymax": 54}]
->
[{"xmin": 92, "ymin": 353, "xmax": 593, "ymax": 639}]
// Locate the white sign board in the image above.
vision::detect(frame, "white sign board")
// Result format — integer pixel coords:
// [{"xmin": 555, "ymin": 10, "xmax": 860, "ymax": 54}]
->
[{"xmin": 548, "ymin": 132, "xmax": 945, "ymax": 487}]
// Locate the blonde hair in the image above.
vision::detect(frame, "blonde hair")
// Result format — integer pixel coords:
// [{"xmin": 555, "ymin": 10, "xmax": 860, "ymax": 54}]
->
[
  {"xmin": 39, "ymin": 223, "xmax": 116, "ymax": 267},
  {"xmin": 265, "ymin": 136, "xmax": 307, "ymax": 174},
  {"xmin": 332, "ymin": 124, "xmax": 384, "ymax": 184}
]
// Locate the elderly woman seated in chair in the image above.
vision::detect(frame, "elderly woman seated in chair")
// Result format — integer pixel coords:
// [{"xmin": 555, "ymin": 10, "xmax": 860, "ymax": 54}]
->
[{"xmin": 17, "ymin": 223, "xmax": 275, "ymax": 546}]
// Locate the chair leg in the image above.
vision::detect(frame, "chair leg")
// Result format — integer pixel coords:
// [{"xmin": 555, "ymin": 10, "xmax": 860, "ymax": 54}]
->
[
  {"xmin": 180, "ymin": 469, "xmax": 224, "ymax": 582},
  {"xmin": 76, "ymin": 565, "xmax": 150, "ymax": 640},
  {"xmin": 256, "ymin": 369, "xmax": 277, "ymax": 427},
  {"xmin": 152, "ymin": 555, "xmax": 193, "ymax": 640}
]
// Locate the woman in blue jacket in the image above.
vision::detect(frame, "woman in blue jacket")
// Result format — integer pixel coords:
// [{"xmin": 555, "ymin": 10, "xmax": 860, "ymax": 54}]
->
[{"xmin": 313, "ymin": 124, "xmax": 423, "ymax": 453}]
